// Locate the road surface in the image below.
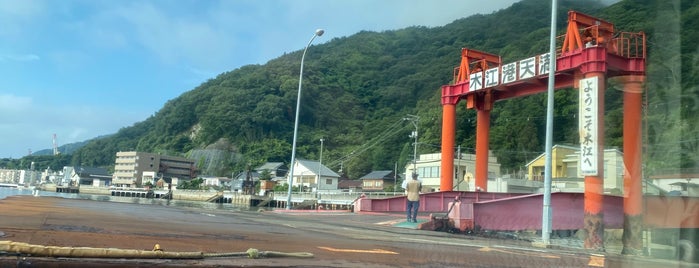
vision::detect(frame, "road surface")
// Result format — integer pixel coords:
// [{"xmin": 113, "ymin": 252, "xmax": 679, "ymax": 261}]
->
[{"xmin": 0, "ymin": 196, "xmax": 689, "ymax": 267}]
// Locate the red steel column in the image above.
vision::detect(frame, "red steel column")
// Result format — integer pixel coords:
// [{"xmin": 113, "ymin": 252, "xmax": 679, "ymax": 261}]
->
[
  {"xmin": 475, "ymin": 107, "xmax": 490, "ymax": 191},
  {"xmin": 583, "ymin": 71, "xmax": 605, "ymax": 250},
  {"xmin": 621, "ymin": 75, "xmax": 645, "ymax": 255},
  {"xmin": 441, "ymin": 104, "xmax": 456, "ymax": 191}
]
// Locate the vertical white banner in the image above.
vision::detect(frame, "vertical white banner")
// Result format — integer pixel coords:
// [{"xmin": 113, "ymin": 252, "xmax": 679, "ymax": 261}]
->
[{"xmin": 579, "ymin": 76, "xmax": 598, "ymax": 176}]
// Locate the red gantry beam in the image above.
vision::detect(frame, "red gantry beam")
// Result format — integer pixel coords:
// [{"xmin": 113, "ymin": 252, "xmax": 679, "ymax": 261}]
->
[{"xmin": 440, "ymin": 10, "xmax": 645, "ymax": 251}]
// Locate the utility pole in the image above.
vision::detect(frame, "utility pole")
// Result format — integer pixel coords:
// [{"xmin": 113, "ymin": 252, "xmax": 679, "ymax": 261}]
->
[
  {"xmin": 404, "ymin": 115, "xmax": 419, "ymax": 178},
  {"xmin": 455, "ymin": 145, "xmax": 461, "ymax": 190},
  {"xmin": 318, "ymin": 138, "xmax": 324, "ymax": 193},
  {"xmin": 394, "ymin": 162, "xmax": 398, "ymax": 192}
]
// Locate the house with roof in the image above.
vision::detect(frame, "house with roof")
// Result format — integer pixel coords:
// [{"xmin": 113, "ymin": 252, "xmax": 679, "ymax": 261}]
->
[
  {"xmin": 286, "ymin": 159, "xmax": 340, "ymax": 192},
  {"xmin": 525, "ymin": 144, "xmax": 624, "ymax": 193},
  {"xmin": 255, "ymin": 162, "xmax": 288, "ymax": 179},
  {"xmin": 202, "ymin": 176, "xmax": 232, "ymax": 187},
  {"xmin": 359, "ymin": 170, "xmax": 399, "ymax": 191},
  {"xmin": 230, "ymin": 170, "xmax": 259, "ymax": 192},
  {"xmin": 526, "ymin": 144, "xmax": 579, "ymax": 182},
  {"xmin": 70, "ymin": 166, "xmax": 112, "ymax": 187},
  {"xmin": 648, "ymin": 173, "xmax": 699, "ymax": 196},
  {"xmin": 338, "ymin": 178, "xmax": 362, "ymax": 192}
]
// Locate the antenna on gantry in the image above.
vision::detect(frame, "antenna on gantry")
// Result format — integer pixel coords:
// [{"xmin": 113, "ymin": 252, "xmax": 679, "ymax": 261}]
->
[{"xmin": 53, "ymin": 133, "xmax": 59, "ymax": 155}]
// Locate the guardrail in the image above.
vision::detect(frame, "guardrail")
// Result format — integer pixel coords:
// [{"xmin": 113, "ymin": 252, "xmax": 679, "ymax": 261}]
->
[
  {"xmin": 109, "ymin": 187, "xmax": 150, "ymax": 192},
  {"xmin": 268, "ymin": 191, "xmax": 405, "ymax": 206}
]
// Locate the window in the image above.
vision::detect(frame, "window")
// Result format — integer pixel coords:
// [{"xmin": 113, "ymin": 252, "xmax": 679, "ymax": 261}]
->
[
  {"xmin": 566, "ymin": 163, "xmax": 577, "ymax": 178},
  {"xmin": 417, "ymin": 166, "xmax": 440, "ymax": 178}
]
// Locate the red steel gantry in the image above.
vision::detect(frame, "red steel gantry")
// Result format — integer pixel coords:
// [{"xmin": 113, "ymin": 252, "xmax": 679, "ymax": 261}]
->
[{"xmin": 440, "ymin": 10, "xmax": 645, "ymax": 250}]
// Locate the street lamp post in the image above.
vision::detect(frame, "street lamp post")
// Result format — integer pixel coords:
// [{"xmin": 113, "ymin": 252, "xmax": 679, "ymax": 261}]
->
[
  {"xmin": 542, "ymin": 0, "xmax": 558, "ymax": 244},
  {"xmin": 287, "ymin": 29, "xmax": 325, "ymax": 210}
]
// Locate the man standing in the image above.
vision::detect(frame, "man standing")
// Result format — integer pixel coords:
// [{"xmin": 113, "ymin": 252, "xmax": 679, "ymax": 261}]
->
[{"xmin": 402, "ymin": 173, "xmax": 422, "ymax": 222}]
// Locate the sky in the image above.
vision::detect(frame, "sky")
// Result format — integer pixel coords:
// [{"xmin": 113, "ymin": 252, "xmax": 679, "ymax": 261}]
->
[{"xmin": 0, "ymin": 0, "xmax": 525, "ymax": 158}]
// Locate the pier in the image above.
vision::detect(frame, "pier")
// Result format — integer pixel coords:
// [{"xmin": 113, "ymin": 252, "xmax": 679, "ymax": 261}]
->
[
  {"xmin": 0, "ymin": 183, "xmax": 19, "ymax": 188},
  {"xmin": 35, "ymin": 183, "xmax": 398, "ymax": 210},
  {"xmin": 109, "ymin": 187, "xmax": 155, "ymax": 198},
  {"xmin": 56, "ymin": 186, "xmax": 79, "ymax": 193}
]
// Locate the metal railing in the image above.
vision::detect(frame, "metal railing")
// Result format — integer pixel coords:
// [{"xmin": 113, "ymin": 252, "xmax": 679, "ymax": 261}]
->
[{"xmin": 271, "ymin": 191, "xmax": 405, "ymax": 204}]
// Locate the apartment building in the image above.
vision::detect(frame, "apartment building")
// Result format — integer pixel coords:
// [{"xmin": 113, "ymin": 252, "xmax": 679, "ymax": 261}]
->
[{"xmin": 112, "ymin": 151, "xmax": 196, "ymax": 187}]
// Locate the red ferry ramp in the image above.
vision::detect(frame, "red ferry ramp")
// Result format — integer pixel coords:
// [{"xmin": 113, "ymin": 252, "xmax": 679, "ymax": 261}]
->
[
  {"xmin": 355, "ymin": 191, "xmax": 699, "ymax": 232},
  {"xmin": 354, "ymin": 191, "xmax": 523, "ymax": 215},
  {"xmin": 457, "ymin": 192, "xmax": 624, "ymax": 232}
]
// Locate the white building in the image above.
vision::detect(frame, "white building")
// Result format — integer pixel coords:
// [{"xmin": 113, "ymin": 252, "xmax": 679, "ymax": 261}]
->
[
  {"xmin": 286, "ymin": 159, "xmax": 340, "ymax": 192},
  {"xmin": 203, "ymin": 176, "xmax": 231, "ymax": 187},
  {"xmin": 113, "ymin": 151, "xmax": 196, "ymax": 187},
  {"xmin": 649, "ymin": 173, "xmax": 699, "ymax": 196},
  {"xmin": 404, "ymin": 152, "xmax": 502, "ymax": 192}
]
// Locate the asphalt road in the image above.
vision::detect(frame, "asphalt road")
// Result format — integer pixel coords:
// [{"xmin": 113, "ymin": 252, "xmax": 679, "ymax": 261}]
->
[{"xmin": 0, "ymin": 196, "xmax": 692, "ymax": 267}]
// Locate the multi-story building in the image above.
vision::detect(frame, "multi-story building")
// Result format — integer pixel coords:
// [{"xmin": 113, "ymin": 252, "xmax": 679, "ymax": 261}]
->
[
  {"xmin": 0, "ymin": 168, "xmax": 22, "ymax": 184},
  {"xmin": 112, "ymin": 151, "xmax": 196, "ymax": 187},
  {"xmin": 0, "ymin": 168, "xmax": 41, "ymax": 186}
]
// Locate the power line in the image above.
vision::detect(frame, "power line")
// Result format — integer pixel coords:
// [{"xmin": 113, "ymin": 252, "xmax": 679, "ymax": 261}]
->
[{"xmin": 325, "ymin": 117, "xmax": 412, "ymax": 169}]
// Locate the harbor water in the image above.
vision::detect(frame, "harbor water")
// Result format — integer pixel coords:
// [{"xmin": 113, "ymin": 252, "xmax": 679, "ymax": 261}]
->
[{"xmin": 0, "ymin": 187, "xmax": 254, "ymax": 211}]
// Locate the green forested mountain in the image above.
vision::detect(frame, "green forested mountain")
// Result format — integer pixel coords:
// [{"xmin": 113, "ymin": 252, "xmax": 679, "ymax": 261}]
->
[{"xmin": 44, "ymin": 0, "xmax": 699, "ymax": 179}]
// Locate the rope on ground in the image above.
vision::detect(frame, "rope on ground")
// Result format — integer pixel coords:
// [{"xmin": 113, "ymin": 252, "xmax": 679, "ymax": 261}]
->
[
  {"xmin": 0, "ymin": 241, "xmax": 313, "ymax": 259},
  {"xmin": 204, "ymin": 248, "xmax": 314, "ymax": 259}
]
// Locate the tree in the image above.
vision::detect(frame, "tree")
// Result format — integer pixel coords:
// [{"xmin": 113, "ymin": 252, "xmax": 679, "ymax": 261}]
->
[{"xmin": 177, "ymin": 178, "xmax": 204, "ymax": 190}]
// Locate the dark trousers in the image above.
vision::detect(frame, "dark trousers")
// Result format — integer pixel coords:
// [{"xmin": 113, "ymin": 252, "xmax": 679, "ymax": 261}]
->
[{"xmin": 406, "ymin": 200, "xmax": 419, "ymax": 221}]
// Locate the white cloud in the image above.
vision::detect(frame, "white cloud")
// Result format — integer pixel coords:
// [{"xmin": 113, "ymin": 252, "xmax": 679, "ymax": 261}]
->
[
  {"xmin": 0, "ymin": 94, "xmax": 32, "ymax": 113},
  {"xmin": 0, "ymin": 99, "xmax": 145, "ymax": 158},
  {"xmin": 46, "ymin": 50, "xmax": 91, "ymax": 72},
  {"xmin": 98, "ymin": 2, "xmax": 237, "ymax": 70},
  {"xmin": 0, "ymin": 54, "xmax": 40, "ymax": 62},
  {"xmin": 0, "ymin": 0, "xmax": 46, "ymax": 37},
  {"xmin": 0, "ymin": 0, "xmax": 44, "ymax": 16},
  {"xmin": 73, "ymin": 0, "xmax": 523, "ymax": 73},
  {"xmin": 0, "ymin": 0, "xmax": 526, "ymax": 158}
]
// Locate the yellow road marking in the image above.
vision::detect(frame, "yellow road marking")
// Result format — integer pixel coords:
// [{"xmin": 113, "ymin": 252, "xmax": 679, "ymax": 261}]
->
[
  {"xmin": 588, "ymin": 254, "xmax": 605, "ymax": 267},
  {"xmin": 376, "ymin": 220, "xmax": 402, "ymax": 225},
  {"xmin": 318, "ymin": 246, "xmax": 399, "ymax": 254}
]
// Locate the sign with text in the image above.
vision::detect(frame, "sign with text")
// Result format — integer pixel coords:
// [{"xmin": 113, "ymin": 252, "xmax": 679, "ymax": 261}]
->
[
  {"xmin": 468, "ymin": 52, "xmax": 552, "ymax": 92},
  {"xmin": 579, "ymin": 76, "xmax": 599, "ymax": 176}
]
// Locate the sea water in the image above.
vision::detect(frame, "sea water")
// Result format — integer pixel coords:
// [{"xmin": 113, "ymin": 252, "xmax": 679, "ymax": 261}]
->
[{"xmin": 0, "ymin": 187, "xmax": 252, "ymax": 211}]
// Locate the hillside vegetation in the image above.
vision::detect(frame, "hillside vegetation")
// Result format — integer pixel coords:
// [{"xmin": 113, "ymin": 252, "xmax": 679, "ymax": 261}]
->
[{"xmin": 7, "ymin": 0, "xmax": 697, "ymax": 180}]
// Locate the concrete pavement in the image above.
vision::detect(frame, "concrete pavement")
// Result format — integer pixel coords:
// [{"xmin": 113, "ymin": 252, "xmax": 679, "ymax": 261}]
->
[{"xmin": 1, "ymin": 196, "xmax": 693, "ymax": 267}]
